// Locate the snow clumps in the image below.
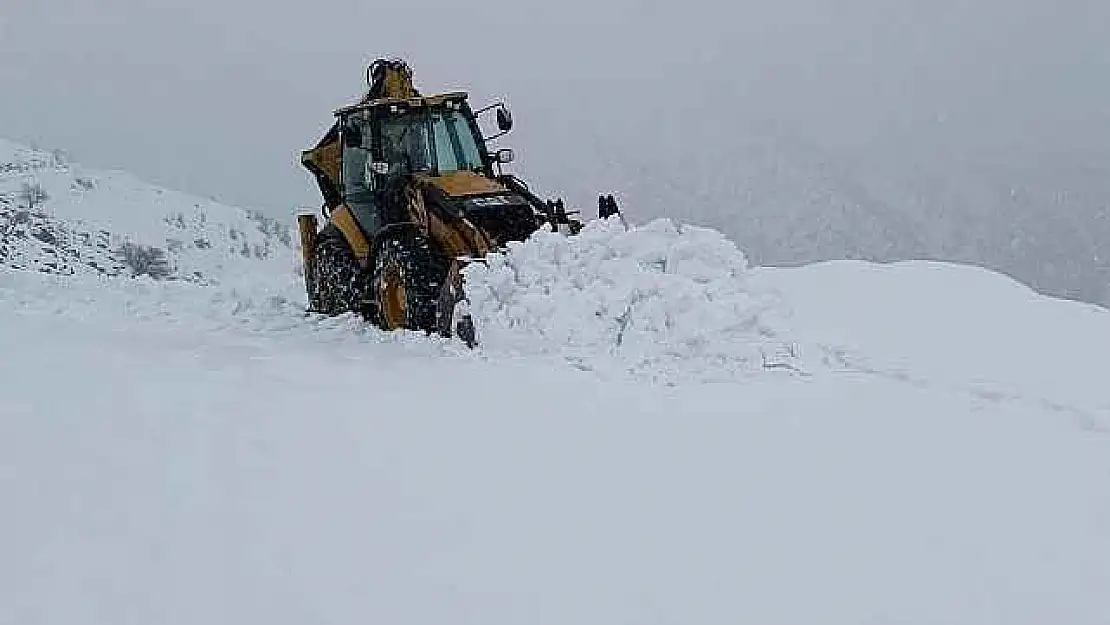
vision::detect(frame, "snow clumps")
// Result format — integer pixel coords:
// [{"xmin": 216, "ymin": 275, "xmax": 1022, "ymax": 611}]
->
[{"xmin": 462, "ymin": 217, "xmax": 809, "ymax": 383}]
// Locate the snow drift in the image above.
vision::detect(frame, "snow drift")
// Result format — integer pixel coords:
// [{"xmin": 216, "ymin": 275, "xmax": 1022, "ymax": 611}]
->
[{"xmin": 463, "ymin": 217, "xmax": 808, "ymax": 383}]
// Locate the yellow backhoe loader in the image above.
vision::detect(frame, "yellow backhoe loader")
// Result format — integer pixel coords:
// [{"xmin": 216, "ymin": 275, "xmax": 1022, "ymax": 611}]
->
[{"xmin": 298, "ymin": 59, "xmax": 619, "ymax": 345}]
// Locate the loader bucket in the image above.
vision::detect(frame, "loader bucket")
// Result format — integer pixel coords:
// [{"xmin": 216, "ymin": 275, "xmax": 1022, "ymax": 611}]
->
[{"xmin": 437, "ymin": 256, "xmax": 479, "ymax": 347}]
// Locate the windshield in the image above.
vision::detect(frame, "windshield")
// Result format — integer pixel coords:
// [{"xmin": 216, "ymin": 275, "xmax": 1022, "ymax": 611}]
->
[
  {"xmin": 370, "ymin": 105, "xmax": 485, "ymax": 176},
  {"xmin": 430, "ymin": 108, "xmax": 484, "ymax": 174},
  {"xmin": 380, "ymin": 113, "xmax": 432, "ymax": 173}
]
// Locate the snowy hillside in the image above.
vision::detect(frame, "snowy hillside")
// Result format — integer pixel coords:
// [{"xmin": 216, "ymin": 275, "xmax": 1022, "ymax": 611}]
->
[
  {"xmin": 2, "ymin": 144, "xmax": 1109, "ymax": 624},
  {"xmin": 0, "ymin": 138, "xmax": 295, "ymax": 283}
]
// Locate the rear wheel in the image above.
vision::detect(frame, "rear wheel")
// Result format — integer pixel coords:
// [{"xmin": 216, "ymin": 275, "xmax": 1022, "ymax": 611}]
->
[
  {"xmin": 371, "ymin": 230, "xmax": 446, "ymax": 333},
  {"xmin": 308, "ymin": 232, "xmax": 370, "ymax": 316}
]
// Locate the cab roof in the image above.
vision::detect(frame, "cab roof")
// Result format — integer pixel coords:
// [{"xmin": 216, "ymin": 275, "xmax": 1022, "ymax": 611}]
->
[{"xmin": 333, "ymin": 91, "xmax": 469, "ymax": 117}]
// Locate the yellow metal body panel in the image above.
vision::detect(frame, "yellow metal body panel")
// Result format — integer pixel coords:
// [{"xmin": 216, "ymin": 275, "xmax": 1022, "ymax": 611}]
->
[
  {"xmin": 420, "ymin": 171, "xmax": 506, "ymax": 198},
  {"xmin": 297, "ymin": 214, "xmax": 318, "ymax": 265},
  {"xmin": 297, "ymin": 213, "xmax": 319, "ymax": 304},
  {"xmin": 302, "ymin": 141, "xmax": 341, "ymax": 185},
  {"xmin": 426, "ymin": 207, "xmax": 491, "ymax": 258},
  {"xmin": 330, "ymin": 205, "xmax": 370, "ymax": 265}
]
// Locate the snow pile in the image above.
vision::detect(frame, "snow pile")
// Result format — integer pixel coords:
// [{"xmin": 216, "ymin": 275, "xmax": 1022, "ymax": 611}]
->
[
  {"xmin": 0, "ymin": 138, "xmax": 296, "ymax": 283},
  {"xmin": 463, "ymin": 217, "xmax": 809, "ymax": 382}
]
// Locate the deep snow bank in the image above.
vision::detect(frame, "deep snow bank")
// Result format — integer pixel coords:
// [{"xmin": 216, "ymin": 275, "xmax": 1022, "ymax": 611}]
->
[
  {"xmin": 4, "ymin": 264, "xmax": 1110, "ymax": 625},
  {"xmin": 751, "ymin": 260, "xmax": 1110, "ymax": 431},
  {"xmin": 463, "ymin": 217, "xmax": 810, "ymax": 383}
]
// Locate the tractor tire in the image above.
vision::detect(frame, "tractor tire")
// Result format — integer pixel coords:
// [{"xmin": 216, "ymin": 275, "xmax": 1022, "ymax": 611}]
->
[
  {"xmin": 308, "ymin": 232, "xmax": 370, "ymax": 317},
  {"xmin": 371, "ymin": 230, "xmax": 446, "ymax": 333}
]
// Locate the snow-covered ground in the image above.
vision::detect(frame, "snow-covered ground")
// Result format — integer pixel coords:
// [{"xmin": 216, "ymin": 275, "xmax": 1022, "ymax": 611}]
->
[{"xmin": 2, "ymin": 140, "xmax": 1109, "ymax": 624}]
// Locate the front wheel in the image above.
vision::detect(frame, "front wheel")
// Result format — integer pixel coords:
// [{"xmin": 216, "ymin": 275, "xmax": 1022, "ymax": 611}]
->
[
  {"xmin": 370, "ymin": 230, "xmax": 446, "ymax": 333},
  {"xmin": 308, "ymin": 233, "xmax": 370, "ymax": 316}
]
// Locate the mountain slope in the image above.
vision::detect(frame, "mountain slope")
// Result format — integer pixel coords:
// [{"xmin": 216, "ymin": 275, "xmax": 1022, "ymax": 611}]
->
[
  {"xmin": 0, "ymin": 139, "xmax": 295, "ymax": 283},
  {"xmin": 594, "ymin": 124, "xmax": 1110, "ymax": 309}
]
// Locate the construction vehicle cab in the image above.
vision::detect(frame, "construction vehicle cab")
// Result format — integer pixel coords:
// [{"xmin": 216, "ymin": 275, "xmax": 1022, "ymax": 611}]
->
[
  {"xmin": 336, "ymin": 93, "xmax": 503, "ymax": 239},
  {"xmin": 297, "ymin": 59, "xmax": 618, "ymax": 344}
]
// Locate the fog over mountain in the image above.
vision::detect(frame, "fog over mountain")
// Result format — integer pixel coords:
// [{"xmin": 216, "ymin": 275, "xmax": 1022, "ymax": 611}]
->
[{"xmin": 2, "ymin": 0, "xmax": 1107, "ymax": 305}]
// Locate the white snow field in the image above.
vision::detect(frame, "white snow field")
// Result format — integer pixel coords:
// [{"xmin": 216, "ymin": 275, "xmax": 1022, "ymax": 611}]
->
[{"xmin": 2, "ymin": 140, "xmax": 1110, "ymax": 625}]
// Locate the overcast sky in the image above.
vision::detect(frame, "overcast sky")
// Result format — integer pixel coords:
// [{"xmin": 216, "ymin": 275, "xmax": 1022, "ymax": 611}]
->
[{"xmin": 2, "ymin": 0, "xmax": 1108, "ymax": 219}]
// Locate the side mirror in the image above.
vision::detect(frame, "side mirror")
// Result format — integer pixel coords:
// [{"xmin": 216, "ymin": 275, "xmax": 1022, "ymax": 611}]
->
[
  {"xmin": 496, "ymin": 106, "xmax": 513, "ymax": 132},
  {"xmin": 494, "ymin": 148, "xmax": 515, "ymax": 164},
  {"xmin": 475, "ymin": 101, "xmax": 514, "ymax": 141}
]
